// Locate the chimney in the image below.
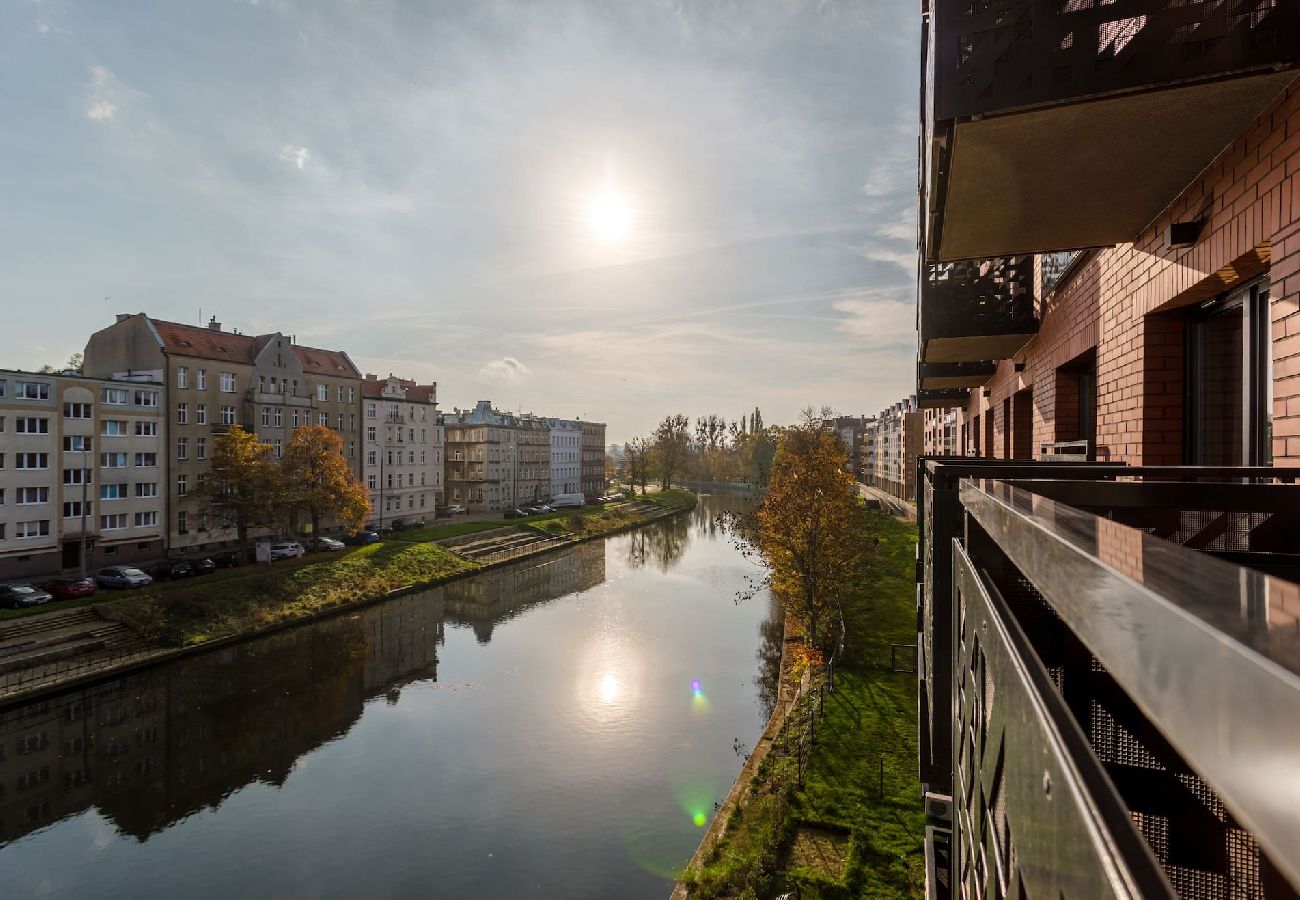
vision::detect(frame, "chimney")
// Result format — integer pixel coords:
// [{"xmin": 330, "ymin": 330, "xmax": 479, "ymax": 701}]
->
[
  {"xmin": 115, "ymin": 313, "xmax": 132, "ymax": 323},
  {"xmin": 366, "ymin": 373, "xmax": 378, "ymax": 381},
  {"xmin": 208, "ymin": 316, "xmax": 222, "ymax": 332}
]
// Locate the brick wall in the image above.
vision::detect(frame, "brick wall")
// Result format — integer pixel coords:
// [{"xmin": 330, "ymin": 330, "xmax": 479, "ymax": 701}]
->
[{"xmin": 963, "ymin": 78, "xmax": 1300, "ymax": 467}]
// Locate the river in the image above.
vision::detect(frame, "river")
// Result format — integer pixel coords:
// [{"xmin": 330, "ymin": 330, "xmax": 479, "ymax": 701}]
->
[{"xmin": 0, "ymin": 494, "xmax": 778, "ymax": 898}]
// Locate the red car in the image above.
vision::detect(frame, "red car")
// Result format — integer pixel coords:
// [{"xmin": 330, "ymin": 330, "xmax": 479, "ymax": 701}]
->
[{"xmin": 43, "ymin": 576, "xmax": 97, "ymax": 600}]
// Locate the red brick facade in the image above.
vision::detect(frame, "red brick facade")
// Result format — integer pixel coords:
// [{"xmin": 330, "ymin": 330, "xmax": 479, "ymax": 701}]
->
[{"xmin": 960, "ymin": 80, "xmax": 1300, "ymax": 467}]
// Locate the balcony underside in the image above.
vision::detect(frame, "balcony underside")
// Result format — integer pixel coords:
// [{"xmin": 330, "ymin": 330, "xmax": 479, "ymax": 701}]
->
[
  {"xmin": 918, "ymin": 388, "xmax": 970, "ymax": 409},
  {"xmin": 922, "ymin": 332, "xmax": 1037, "ymax": 364},
  {"xmin": 919, "ymin": 361, "xmax": 996, "ymax": 390},
  {"xmin": 930, "ymin": 71, "xmax": 1297, "ymax": 262}
]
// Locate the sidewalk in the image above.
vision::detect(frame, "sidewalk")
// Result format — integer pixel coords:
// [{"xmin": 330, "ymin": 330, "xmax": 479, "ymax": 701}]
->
[{"xmin": 857, "ymin": 482, "xmax": 917, "ymax": 520}]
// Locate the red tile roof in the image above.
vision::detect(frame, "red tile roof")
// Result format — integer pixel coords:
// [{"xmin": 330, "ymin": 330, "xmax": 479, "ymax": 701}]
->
[
  {"xmin": 147, "ymin": 318, "xmax": 358, "ymax": 378},
  {"xmin": 293, "ymin": 344, "xmax": 361, "ymax": 379}
]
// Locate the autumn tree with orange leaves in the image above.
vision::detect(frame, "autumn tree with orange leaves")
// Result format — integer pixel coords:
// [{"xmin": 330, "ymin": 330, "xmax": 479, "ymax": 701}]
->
[
  {"xmin": 197, "ymin": 425, "xmax": 283, "ymax": 562},
  {"xmin": 281, "ymin": 425, "xmax": 370, "ymax": 538},
  {"xmin": 750, "ymin": 421, "xmax": 871, "ymax": 654}
]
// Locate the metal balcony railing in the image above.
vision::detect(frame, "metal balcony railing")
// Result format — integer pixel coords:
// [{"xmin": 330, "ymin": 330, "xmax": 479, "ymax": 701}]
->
[{"xmin": 917, "ymin": 458, "xmax": 1300, "ymax": 899}]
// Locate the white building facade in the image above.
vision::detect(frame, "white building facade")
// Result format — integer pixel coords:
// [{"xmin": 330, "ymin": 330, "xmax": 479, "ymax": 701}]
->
[{"xmin": 548, "ymin": 418, "xmax": 582, "ymax": 498}]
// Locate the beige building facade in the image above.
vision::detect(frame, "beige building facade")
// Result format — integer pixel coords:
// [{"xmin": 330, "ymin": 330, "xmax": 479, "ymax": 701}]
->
[
  {"xmin": 361, "ymin": 373, "xmax": 443, "ymax": 527},
  {"xmin": 580, "ymin": 421, "xmax": 606, "ymax": 501},
  {"xmin": 0, "ymin": 369, "xmax": 164, "ymax": 579}
]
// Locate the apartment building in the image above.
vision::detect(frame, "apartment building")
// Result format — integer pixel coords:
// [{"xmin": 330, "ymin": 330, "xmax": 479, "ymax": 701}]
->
[
  {"xmin": 548, "ymin": 419, "xmax": 583, "ymax": 498},
  {"xmin": 921, "ymin": 408, "xmax": 958, "ymax": 457},
  {"xmin": 872, "ymin": 397, "xmax": 922, "ymax": 502},
  {"xmin": 444, "ymin": 401, "xmax": 517, "ymax": 513},
  {"xmin": 580, "ymin": 421, "xmax": 606, "ymax": 501},
  {"xmin": 516, "ymin": 415, "xmax": 552, "ymax": 507},
  {"xmin": 821, "ymin": 415, "xmax": 875, "ymax": 483},
  {"xmin": 361, "ymin": 373, "xmax": 443, "ymax": 526},
  {"xmin": 84, "ymin": 314, "xmax": 362, "ymax": 551},
  {"xmin": 0, "ymin": 369, "xmax": 164, "ymax": 578}
]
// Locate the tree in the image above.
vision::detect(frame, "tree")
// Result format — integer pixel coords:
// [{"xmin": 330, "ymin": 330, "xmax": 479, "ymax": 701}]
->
[
  {"xmin": 749, "ymin": 423, "xmax": 871, "ymax": 653},
  {"xmin": 625, "ymin": 437, "xmax": 652, "ymax": 495},
  {"xmin": 197, "ymin": 425, "xmax": 283, "ymax": 561},
  {"xmin": 653, "ymin": 413, "xmax": 690, "ymax": 491},
  {"xmin": 38, "ymin": 353, "xmax": 84, "ymax": 375},
  {"xmin": 281, "ymin": 425, "xmax": 370, "ymax": 537}
]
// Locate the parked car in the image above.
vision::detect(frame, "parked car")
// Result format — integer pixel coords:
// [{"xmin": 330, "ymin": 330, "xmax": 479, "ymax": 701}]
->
[
  {"xmin": 607, "ymin": 492, "xmax": 626, "ymax": 502},
  {"xmin": 150, "ymin": 560, "xmax": 195, "ymax": 581},
  {"xmin": 189, "ymin": 557, "xmax": 217, "ymax": 575},
  {"xmin": 43, "ymin": 576, "xmax": 97, "ymax": 600},
  {"xmin": 96, "ymin": 566, "xmax": 153, "ymax": 589},
  {"xmin": 212, "ymin": 551, "xmax": 243, "ymax": 569},
  {"xmin": 504, "ymin": 508, "xmax": 527, "ymax": 519},
  {"xmin": 0, "ymin": 584, "xmax": 54, "ymax": 609},
  {"xmin": 550, "ymin": 493, "xmax": 585, "ymax": 509},
  {"xmin": 269, "ymin": 541, "xmax": 305, "ymax": 561},
  {"xmin": 343, "ymin": 531, "xmax": 380, "ymax": 546},
  {"xmin": 306, "ymin": 536, "xmax": 345, "ymax": 552},
  {"xmin": 446, "ymin": 504, "xmax": 467, "ymax": 515}
]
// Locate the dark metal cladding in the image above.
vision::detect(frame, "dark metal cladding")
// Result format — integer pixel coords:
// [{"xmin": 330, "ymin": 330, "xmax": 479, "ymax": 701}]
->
[
  {"xmin": 919, "ymin": 257, "xmax": 1038, "ymax": 361},
  {"xmin": 918, "ymin": 388, "xmax": 973, "ymax": 408},
  {"xmin": 932, "ymin": 0, "xmax": 1300, "ymax": 123}
]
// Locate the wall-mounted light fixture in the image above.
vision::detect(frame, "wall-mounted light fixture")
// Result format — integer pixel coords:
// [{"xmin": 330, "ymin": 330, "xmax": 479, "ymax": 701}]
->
[
  {"xmin": 1013, "ymin": 361, "xmax": 1025, "ymax": 373},
  {"xmin": 982, "ymin": 388, "xmax": 991, "ymax": 398},
  {"xmin": 1165, "ymin": 219, "xmax": 1203, "ymax": 250}
]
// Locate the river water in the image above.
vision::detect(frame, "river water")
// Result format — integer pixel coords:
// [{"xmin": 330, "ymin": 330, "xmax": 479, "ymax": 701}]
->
[{"xmin": 0, "ymin": 494, "xmax": 779, "ymax": 898}]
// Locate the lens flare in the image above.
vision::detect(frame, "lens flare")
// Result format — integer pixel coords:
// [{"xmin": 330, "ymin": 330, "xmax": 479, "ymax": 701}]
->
[
  {"xmin": 692, "ymin": 810, "xmax": 708, "ymax": 827},
  {"xmin": 689, "ymin": 678, "xmax": 710, "ymax": 713}
]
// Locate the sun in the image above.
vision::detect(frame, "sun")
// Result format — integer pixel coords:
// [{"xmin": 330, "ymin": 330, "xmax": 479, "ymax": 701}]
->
[{"xmin": 587, "ymin": 191, "xmax": 631, "ymax": 242}]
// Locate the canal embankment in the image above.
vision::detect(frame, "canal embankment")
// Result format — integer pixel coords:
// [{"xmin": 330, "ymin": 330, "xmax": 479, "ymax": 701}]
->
[
  {"xmin": 673, "ymin": 510, "xmax": 925, "ymax": 898},
  {"xmin": 0, "ymin": 492, "xmax": 696, "ymax": 706}
]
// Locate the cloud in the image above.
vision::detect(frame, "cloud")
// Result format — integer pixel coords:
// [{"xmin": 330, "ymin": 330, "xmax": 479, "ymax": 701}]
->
[
  {"xmin": 833, "ymin": 292, "xmax": 916, "ymax": 350},
  {"xmin": 35, "ymin": 19, "xmax": 50, "ymax": 33},
  {"xmin": 279, "ymin": 145, "xmax": 310, "ymax": 170},
  {"xmin": 84, "ymin": 66, "xmax": 120, "ymax": 122},
  {"xmin": 478, "ymin": 356, "xmax": 533, "ymax": 384}
]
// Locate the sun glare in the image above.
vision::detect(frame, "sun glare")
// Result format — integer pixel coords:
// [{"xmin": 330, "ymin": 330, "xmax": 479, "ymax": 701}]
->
[
  {"xmin": 599, "ymin": 672, "xmax": 621, "ymax": 703},
  {"xmin": 587, "ymin": 191, "xmax": 631, "ymax": 242}
]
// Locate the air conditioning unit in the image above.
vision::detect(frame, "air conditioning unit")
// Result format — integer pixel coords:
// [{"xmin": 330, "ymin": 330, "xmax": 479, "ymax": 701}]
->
[{"xmin": 924, "ymin": 791, "xmax": 953, "ymax": 823}]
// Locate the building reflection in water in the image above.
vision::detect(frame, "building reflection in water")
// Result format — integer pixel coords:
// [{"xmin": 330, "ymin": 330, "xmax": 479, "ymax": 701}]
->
[{"xmin": 0, "ymin": 541, "xmax": 607, "ymax": 847}]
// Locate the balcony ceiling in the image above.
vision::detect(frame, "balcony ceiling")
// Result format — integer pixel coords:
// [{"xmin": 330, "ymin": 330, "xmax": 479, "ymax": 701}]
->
[{"xmin": 933, "ymin": 71, "xmax": 1296, "ymax": 262}]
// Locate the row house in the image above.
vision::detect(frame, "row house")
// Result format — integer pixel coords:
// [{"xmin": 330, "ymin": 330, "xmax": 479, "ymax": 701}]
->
[
  {"xmin": 444, "ymin": 401, "xmax": 519, "ymax": 513},
  {"xmin": 83, "ymin": 314, "xmax": 363, "ymax": 552},
  {"xmin": 548, "ymin": 419, "xmax": 583, "ymax": 498},
  {"xmin": 0, "ymin": 369, "xmax": 165, "ymax": 578},
  {"xmin": 361, "ymin": 373, "xmax": 443, "ymax": 526},
  {"xmin": 870, "ymin": 397, "xmax": 921, "ymax": 502},
  {"xmin": 580, "ymin": 421, "xmax": 606, "ymax": 501},
  {"xmin": 516, "ymin": 415, "xmax": 552, "ymax": 507}
]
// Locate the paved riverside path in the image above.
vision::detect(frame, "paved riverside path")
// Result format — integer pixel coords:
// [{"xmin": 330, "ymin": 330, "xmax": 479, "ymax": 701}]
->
[{"xmin": 857, "ymin": 482, "xmax": 917, "ymax": 520}]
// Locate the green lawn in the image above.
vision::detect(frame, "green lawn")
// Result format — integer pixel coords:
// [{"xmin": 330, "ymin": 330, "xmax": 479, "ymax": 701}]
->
[{"xmin": 685, "ymin": 510, "xmax": 923, "ymax": 898}]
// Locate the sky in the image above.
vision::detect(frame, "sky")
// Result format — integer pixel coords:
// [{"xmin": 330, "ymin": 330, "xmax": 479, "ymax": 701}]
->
[{"xmin": 0, "ymin": 0, "xmax": 919, "ymax": 444}]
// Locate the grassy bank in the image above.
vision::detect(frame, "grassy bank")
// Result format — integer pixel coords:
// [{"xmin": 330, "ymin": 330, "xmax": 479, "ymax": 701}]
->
[
  {"xmin": 684, "ymin": 510, "xmax": 923, "ymax": 898},
  {"xmin": 113, "ymin": 540, "xmax": 477, "ymax": 646}
]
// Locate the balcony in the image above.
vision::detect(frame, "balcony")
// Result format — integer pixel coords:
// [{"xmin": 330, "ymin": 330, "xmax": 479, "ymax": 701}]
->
[
  {"xmin": 919, "ymin": 257, "xmax": 1037, "ymax": 363},
  {"xmin": 922, "ymin": 0, "xmax": 1299, "ymax": 262},
  {"xmin": 916, "ymin": 459, "xmax": 1300, "ymax": 898},
  {"xmin": 917, "ymin": 388, "xmax": 970, "ymax": 409}
]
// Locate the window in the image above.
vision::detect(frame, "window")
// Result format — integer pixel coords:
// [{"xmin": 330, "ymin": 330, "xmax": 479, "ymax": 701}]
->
[
  {"xmin": 16, "ymin": 520, "xmax": 50, "ymax": 539},
  {"xmin": 292, "ymin": 409, "xmax": 301, "ymax": 427},
  {"xmin": 348, "ymin": 387, "xmax": 356, "ymax": 402},
  {"xmin": 134, "ymin": 511, "xmax": 157, "ymax": 528},
  {"xmin": 196, "ymin": 369, "xmax": 206, "ymax": 389},
  {"xmin": 367, "ymin": 474, "xmax": 377, "ymax": 489},
  {"xmin": 367, "ymin": 426, "xmax": 377, "ymax": 442},
  {"xmin": 346, "ymin": 441, "xmax": 355, "ymax": 458},
  {"xmin": 177, "ymin": 402, "xmax": 188, "ymax": 424},
  {"xmin": 177, "ymin": 475, "xmax": 188, "ymax": 496},
  {"xmin": 17, "ymin": 487, "xmax": 49, "ymax": 504},
  {"xmin": 103, "ymin": 420, "xmax": 128, "ymax": 436},
  {"xmin": 135, "ymin": 482, "xmax": 158, "ymax": 498},
  {"xmin": 349, "ymin": 413, "xmax": 356, "ymax": 431},
  {"xmin": 64, "ymin": 468, "xmax": 91, "ymax": 485},
  {"xmin": 63, "ymin": 403, "xmax": 92, "ymax": 419},
  {"xmin": 135, "ymin": 420, "xmax": 157, "ymax": 437},
  {"xmin": 63, "ymin": 435, "xmax": 92, "ymax": 452},
  {"xmin": 367, "ymin": 450, "xmax": 378, "ymax": 465},
  {"xmin": 177, "ymin": 366, "xmax": 188, "ymax": 388},
  {"xmin": 274, "ymin": 407, "xmax": 283, "ymax": 428},
  {"xmin": 220, "ymin": 405, "xmax": 236, "ymax": 425},
  {"xmin": 408, "ymin": 473, "xmax": 414, "ymax": 486},
  {"xmin": 337, "ymin": 413, "xmax": 345, "ymax": 430},
  {"xmin": 100, "ymin": 483, "xmax": 127, "ymax": 500},
  {"xmin": 101, "ymin": 387, "xmax": 129, "ymax": 405},
  {"xmin": 420, "ymin": 450, "xmax": 426, "ymax": 464},
  {"xmin": 63, "ymin": 501, "xmax": 88, "ymax": 519},
  {"xmin": 16, "ymin": 417, "xmax": 49, "ymax": 434},
  {"xmin": 367, "ymin": 403, "xmax": 376, "ymax": 419},
  {"xmin": 177, "ymin": 438, "xmax": 188, "ymax": 460},
  {"xmin": 273, "ymin": 439, "xmax": 282, "ymax": 458},
  {"xmin": 318, "ymin": 412, "xmax": 327, "ymax": 426},
  {"xmin": 317, "ymin": 384, "xmax": 328, "ymax": 401},
  {"xmin": 1186, "ymin": 280, "xmax": 1273, "ymax": 465},
  {"xmin": 16, "ymin": 381, "xmax": 50, "ymax": 400},
  {"xmin": 100, "ymin": 514, "xmax": 127, "ymax": 531},
  {"xmin": 261, "ymin": 406, "xmax": 271, "ymax": 427},
  {"xmin": 134, "ymin": 390, "xmax": 159, "ymax": 407},
  {"xmin": 196, "ymin": 438, "xmax": 206, "ymax": 460},
  {"xmin": 100, "ymin": 452, "xmax": 127, "ymax": 468},
  {"xmin": 195, "ymin": 404, "xmax": 206, "ymax": 425},
  {"xmin": 220, "ymin": 372, "xmax": 236, "ymax": 392},
  {"xmin": 17, "ymin": 453, "xmax": 49, "ymax": 470},
  {"xmin": 134, "ymin": 452, "xmax": 158, "ymax": 467},
  {"xmin": 178, "ymin": 510, "xmax": 188, "ymax": 534}
]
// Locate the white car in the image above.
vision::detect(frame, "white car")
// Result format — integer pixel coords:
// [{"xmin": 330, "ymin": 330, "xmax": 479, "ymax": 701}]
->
[
  {"xmin": 269, "ymin": 541, "xmax": 305, "ymax": 560},
  {"xmin": 306, "ymin": 536, "xmax": 345, "ymax": 552},
  {"xmin": 96, "ymin": 566, "xmax": 154, "ymax": 589},
  {"xmin": 446, "ymin": 505, "xmax": 467, "ymax": 515}
]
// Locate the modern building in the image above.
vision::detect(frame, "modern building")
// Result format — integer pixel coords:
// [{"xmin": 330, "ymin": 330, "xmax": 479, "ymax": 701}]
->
[
  {"xmin": 548, "ymin": 418, "xmax": 583, "ymax": 499},
  {"xmin": 444, "ymin": 401, "xmax": 518, "ymax": 513},
  {"xmin": 872, "ymin": 397, "xmax": 921, "ymax": 502},
  {"xmin": 580, "ymin": 421, "xmax": 606, "ymax": 501},
  {"xmin": 84, "ymin": 314, "xmax": 363, "ymax": 551},
  {"xmin": 921, "ymin": 407, "xmax": 958, "ymax": 457},
  {"xmin": 361, "ymin": 373, "xmax": 443, "ymax": 527},
  {"xmin": 0, "ymin": 369, "xmax": 165, "ymax": 578},
  {"xmin": 821, "ymin": 415, "xmax": 875, "ymax": 482}
]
